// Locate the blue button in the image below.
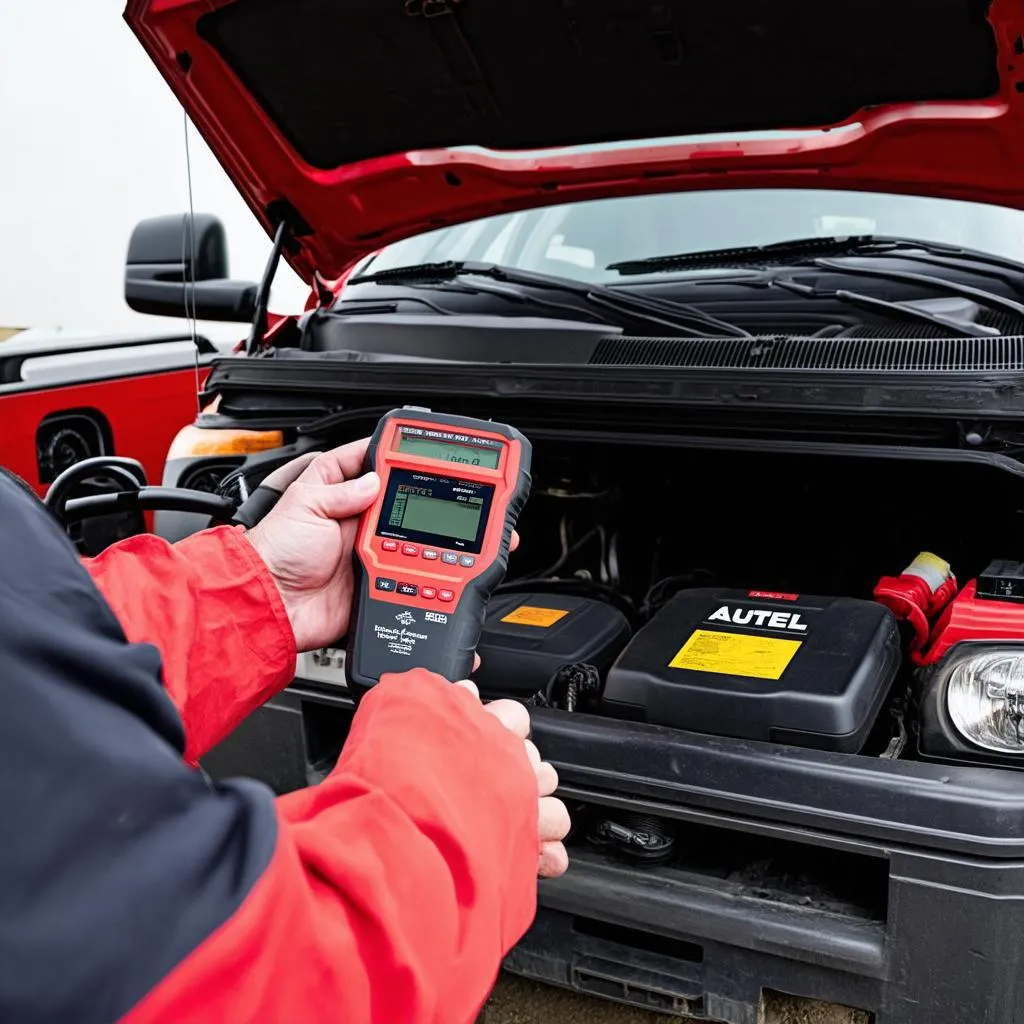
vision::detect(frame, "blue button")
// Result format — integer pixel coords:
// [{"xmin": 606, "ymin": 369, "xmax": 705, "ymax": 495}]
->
[
  {"xmin": 375, "ymin": 577, "xmax": 397, "ymax": 592},
  {"xmin": 459, "ymin": 555, "xmax": 476, "ymax": 567},
  {"xmin": 441, "ymin": 552, "xmax": 459, "ymax": 565},
  {"xmin": 397, "ymin": 582, "xmax": 418, "ymax": 596}
]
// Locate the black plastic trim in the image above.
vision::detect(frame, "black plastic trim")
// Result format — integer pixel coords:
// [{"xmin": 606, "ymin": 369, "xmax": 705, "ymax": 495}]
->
[
  {"xmin": 537, "ymin": 849, "xmax": 887, "ymax": 977},
  {"xmin": 529, "ymin": 709, "xmax": 1024, "ymax": 858},
  {"xmin": 204, "ymin": 357, "xmax": 1024, "ymax": 419}
]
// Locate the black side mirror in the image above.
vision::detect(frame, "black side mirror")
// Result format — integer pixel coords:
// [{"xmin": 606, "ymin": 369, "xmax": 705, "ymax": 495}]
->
[{"xmin": 124, "ymin": 213, "xmax": 259, "ymax": 323}]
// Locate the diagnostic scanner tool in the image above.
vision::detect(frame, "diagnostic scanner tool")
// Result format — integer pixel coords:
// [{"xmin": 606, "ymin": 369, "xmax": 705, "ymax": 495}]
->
[{"xmin": 345, "ymin": 407, "xmax": 532, "ymax": 695}]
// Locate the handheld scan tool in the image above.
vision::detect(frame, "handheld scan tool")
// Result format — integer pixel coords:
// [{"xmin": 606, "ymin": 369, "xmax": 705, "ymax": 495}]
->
[{"xmin": 345, "ymin": 407, "xmax": 532, "ymax": 695}]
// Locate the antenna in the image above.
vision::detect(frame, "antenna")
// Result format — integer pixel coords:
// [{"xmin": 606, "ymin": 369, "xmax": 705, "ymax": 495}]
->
[{"xmin": 182, "ymin": 108, "xmax": 201, "ymax": 414}]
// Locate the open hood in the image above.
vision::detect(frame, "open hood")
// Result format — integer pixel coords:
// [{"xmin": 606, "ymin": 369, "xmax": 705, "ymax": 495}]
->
[{"xmin": 126, "ymin": 0, "xmax": 1024, "ymax": 283}]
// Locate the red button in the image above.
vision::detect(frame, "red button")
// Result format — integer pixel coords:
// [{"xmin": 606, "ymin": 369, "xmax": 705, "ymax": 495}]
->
[
  {"xmin": 401, "ymin": 544, "xmax": 419, "ymax": 556},
  {"xmin": 438, "ymin": 589, "xmax": 455, "ymax": 603},
  {"xmin": 381, "ymin": 539, "xmax": 399, "ymax": 552},
  {"xmin": 421, "ymin": 587, "xmax": 437, "ymax": 600}
]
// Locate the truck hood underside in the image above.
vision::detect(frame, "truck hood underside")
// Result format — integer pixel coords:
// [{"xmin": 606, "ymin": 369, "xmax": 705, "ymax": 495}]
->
[{"xmin": 125, "ymin": 0, "xmax": 1024, "ymax": 280}]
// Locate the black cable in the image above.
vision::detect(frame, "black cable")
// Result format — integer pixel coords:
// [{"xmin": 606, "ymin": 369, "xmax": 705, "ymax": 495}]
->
[
  {"xmin": 63, "ymin": 488, "xmax": 238, "ymax": 524},
  {"xmin": 541, "ymin": 663, "xmax": 602, "ymax": 712},
  {"xmin": 640, "ymin": 570, "xmax": 715, "ymax": 617},
  {"xmin": 45, "ymin": 457, "xmax": 148, "ymax": 525}
]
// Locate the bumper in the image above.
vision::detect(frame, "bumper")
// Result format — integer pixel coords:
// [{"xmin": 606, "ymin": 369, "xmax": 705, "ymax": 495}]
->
[{"xmin": 206, "ymin": 685, "xmax": 1024, "ymax": 1024}]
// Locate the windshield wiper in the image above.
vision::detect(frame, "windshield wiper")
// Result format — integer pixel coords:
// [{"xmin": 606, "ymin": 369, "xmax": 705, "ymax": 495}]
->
[
  {"xmin": 807, "ymin": 258, "xmax": 1024, "ymax": 322},
  {"xmin": 347, "ymin": 261, "xmax": 751, "ymax": 338},
  {"xmin": 772, "ymin": 279, "xmax": 998, "ymax": 338},
  {"xmin": 607, "ymin": 234, "xmax": 1024, "ymax": 282}
]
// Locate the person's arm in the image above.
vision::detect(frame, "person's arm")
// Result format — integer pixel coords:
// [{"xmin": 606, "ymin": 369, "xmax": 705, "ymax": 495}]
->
[
  {"xmin": 0, "ymin": 472, "xmax": 542, "ymax": 1024},
  {"xmin": 124, "ymin": 672, "xmax": 539, "ymax": 1024},
  {"xmin": 83, "ymin": 525, "xmax": 296, "ymax": 764}
]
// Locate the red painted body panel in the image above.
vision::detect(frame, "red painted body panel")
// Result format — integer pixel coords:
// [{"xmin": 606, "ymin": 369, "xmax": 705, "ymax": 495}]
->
[
  {"xmin": 125, "ymin": 0, "xmax": 1024, "ymax": 284},
  {"xmin": 0, "ymin": 368, "xmax": 206, "ymax": 494}
]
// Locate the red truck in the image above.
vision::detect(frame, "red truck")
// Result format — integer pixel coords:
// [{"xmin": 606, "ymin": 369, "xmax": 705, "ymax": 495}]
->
[{"xmin": 60, "ymin": 1, "xmax": 1024, "ymax": 1020}]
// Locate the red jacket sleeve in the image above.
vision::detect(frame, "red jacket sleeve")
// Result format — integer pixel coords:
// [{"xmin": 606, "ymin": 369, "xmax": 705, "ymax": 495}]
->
[
  {"xmin": 83, "ymin": 526, "xmax": 296, "ymax": 763},
  {"xmin": 4, "ymin": 478, "xmax": 542, "ymax": 1024},
  {"xmin": 125, "ymin": 671, "xmax": 540, "ymax": 1024}
]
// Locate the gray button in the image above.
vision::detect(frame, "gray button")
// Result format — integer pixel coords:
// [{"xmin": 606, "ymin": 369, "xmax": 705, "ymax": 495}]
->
[
  {"xmin": 459, "ymin": 555, "xmax": 476, "ymax": 568},
  {"xmin": 441, "ymin": 552, "xmax": 459, "ymax": 565}
]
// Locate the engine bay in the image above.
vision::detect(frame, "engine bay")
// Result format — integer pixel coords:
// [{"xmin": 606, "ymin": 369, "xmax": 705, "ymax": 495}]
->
[
  {"xmin": 448, "ymin": 440, "xmax": 1024, "ymax": 772},
  {"xmin": 205, "ymin": 423, "xmax": 1024, "ymax": 895},
  {"xmin": 244, "ymin": 430, "xmax": 1024, "ymax": 784}
]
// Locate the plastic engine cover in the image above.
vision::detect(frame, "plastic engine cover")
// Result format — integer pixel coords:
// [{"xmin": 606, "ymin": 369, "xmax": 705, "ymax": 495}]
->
[
  {"xmin": 474, "ymin": 592, "xmax": 631, "ymax": 699},
  {"xmin": 602, "ymin": 588, "xmax": 901, "ymax": 752}
]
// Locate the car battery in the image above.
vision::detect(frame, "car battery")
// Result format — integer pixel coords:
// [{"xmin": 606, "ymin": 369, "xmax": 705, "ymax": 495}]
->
[
  {"xmin": 602, "ymin": 588, "xmax": 901, "ymax": 752},
  {"xmin": 474, "ymin": 592, "xmax": 631, "ymax": 699}
]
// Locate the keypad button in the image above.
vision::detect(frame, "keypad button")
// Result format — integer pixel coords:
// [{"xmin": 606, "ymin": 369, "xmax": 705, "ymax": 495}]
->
[
  {"xmin": 397, "ymin": 582, "xmax": 418, "ymax": 597},
  {"xmin": 459, "ymin": 555, "xmax": 476, "ymax": 568},
  {"xmin": 375, "ymin": 578, "xmax": 397, "ymax": 592},
  {"xmin": 421, "ymin": 586, "xmax": 437, "ymax": 600},
  {"xmin": 438, "ymin": 589, "xmax": 455, "ymax": 603},
  {"xmin": 381, "ymin": 539, "xmax": 399, "ymax": 552},
  {"xmin": 401, "ymin": 544, "xmax": 420, "ymax": 557},
  {"xmin": 441, "ymin": 552, "xmax": 459, "ymax": 565},
  {"xmin": 422, "ymin": 549, "xmax": 440, "ymax": 561}
]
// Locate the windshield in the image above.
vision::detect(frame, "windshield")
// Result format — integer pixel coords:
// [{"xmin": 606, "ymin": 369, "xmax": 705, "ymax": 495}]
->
[{"xmin": 359, "ymin": 189, "xmax": 1024, "ymax": 284}]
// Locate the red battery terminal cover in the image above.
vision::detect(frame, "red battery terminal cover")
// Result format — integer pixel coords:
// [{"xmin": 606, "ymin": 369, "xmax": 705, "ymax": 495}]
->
[
  {"xmin": 873, "ymin": 552, "xmax": 958, "ymax": 663},
  {"xmin": 923, "ymin": 561, "xmax": 1024, "ymax": 666}
]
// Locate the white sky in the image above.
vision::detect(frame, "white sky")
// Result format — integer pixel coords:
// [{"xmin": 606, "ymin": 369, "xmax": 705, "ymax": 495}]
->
[{"xmin": 0, "ymin": 2, "xmax": 309, "ymax": 342}]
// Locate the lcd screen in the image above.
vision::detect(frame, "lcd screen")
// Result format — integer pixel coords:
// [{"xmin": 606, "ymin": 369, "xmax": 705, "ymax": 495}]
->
[
  {"xmin": 377, "ymin": 469, "xmax": 494, "ymax": 553},
  {"xmin": 390, "ymin": 491, "xmax": 482, "ymax": 542},
  {"xmin": 397, "ymin": 430, "xmax": 502, "ymax": 469}
]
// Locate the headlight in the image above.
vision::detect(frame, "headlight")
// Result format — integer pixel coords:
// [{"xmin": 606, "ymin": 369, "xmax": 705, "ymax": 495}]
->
[{"xmin": 946, "ymin": 648, "xmax": 1024, "ymax": 753}]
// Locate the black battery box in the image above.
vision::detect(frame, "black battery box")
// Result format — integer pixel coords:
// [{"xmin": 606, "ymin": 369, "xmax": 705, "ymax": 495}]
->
[
  {"xmin": 474, "ymin": 592, "xmax": 631, "ymax": 699},
  {"xmin": 602, "ymin": 588, "xmax": 901, "ymax": 752}
]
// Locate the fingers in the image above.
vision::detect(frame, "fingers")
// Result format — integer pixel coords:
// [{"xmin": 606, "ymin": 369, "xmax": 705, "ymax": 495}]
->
[
  {"xmin": 538, "ymin": 796, "xmax": 571, "ymax": 879},
  {"xmin": 539, "ymin": 795, "xmax": 571, "ymax": 844},
  {"xmin": 523, "ymin": 740, "xmax": 557, "ymax": 794},
  {"xmin": 312, "ymin": 472, "xmax": 381, "ymax": 520},
  {"xmin": 260, "ymin": 452, "xmax": 322, "ymax": 493},
  {"xmin": 535, "ymin": 759, "xmax": 558, "ymax": 797},
  {"xmin": 510, "ymin": 530, "xmax": 520, "ymax": 553},
  {"xmin": 472, "ymin": 652, "xmax": 481, "ymax": 673},
  {"xmin": 475, "ymin": 692, "xmax": 569, "ymax": 879},
  {"xmin": 539, "ymin": 841, "xmax": 570, "ymax": 879},
  {"xmin": 483, "ymin": 698, "xmax": 531, "ymax": 740},
  {"xmin": 297, "ymin": 438, "xmax": 372, "ymax": 487},
  {"xmin": 452, "ymin": 679, "xmax": 480, "ymax": 701}
]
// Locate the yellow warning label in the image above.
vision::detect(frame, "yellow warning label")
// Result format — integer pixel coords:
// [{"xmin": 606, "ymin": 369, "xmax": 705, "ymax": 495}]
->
[
  {"xmin": 669, "ymin": 630, "xmax": 801, "ymax": 681},
  {"xmin": 501, "ymin": 605, "xmax": 569, "ymax": 628}
]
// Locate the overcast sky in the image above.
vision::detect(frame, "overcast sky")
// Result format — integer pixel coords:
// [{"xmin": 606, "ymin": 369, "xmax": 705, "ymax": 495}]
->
[{"xmin": 0, "ymin": 2, "xmax": 309, "ymax": 341}]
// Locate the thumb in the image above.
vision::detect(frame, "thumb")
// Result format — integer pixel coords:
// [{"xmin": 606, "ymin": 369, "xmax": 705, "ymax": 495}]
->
[{"xmin": 312, "ymin": 471, "xmax": 380, "ymax": 521}]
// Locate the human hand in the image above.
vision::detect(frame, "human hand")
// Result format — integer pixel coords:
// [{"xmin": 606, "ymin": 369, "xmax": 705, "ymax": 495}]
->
[
  {"xmin": 244, "ymin": 440, "xmax": 519, "ymax": 654},
  {"xmin": 244, "ymin": 439, "xmax": 380, "ymax": 652},
  {"xmin": 455, "ymin": 681, "xmax": 570, "ymax": 879}
]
